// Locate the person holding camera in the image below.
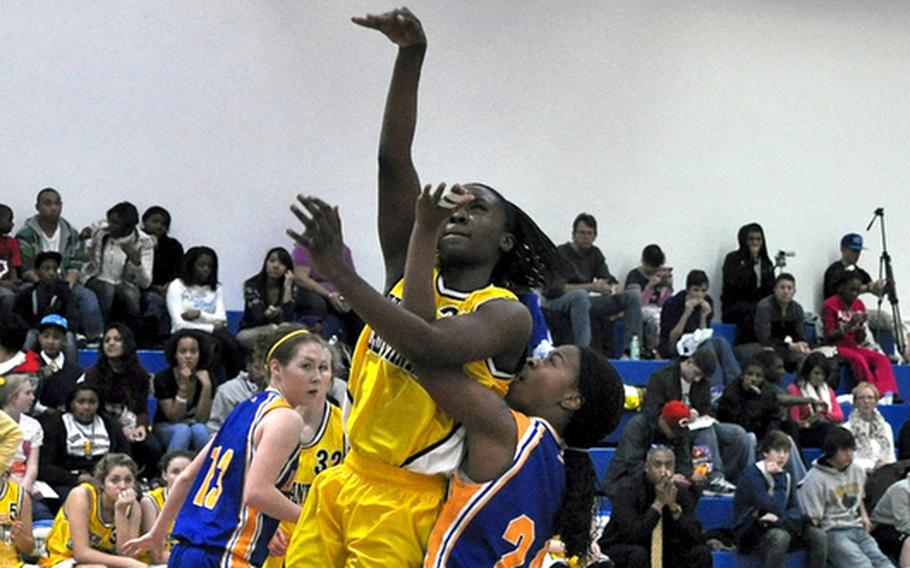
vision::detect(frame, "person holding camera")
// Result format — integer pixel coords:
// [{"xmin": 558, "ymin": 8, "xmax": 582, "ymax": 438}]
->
[{"xmin": 734, "ymin": 430, "xmax": 827, "ymax": 568}]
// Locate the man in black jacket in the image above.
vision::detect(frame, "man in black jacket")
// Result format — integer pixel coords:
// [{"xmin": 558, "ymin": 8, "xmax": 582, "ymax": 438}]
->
[{"xmin": 599, "ymin": 446, "xmax": 713, "ymax": 568}]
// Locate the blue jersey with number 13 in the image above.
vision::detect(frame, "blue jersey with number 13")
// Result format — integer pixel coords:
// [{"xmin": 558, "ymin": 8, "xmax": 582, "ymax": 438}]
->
[{"xmin": 172, "ymin": 389, "xmax": 300, "ymax": 567}]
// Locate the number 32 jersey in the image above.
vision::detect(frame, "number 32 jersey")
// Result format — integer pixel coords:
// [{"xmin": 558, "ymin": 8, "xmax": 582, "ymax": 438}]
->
[
  {"xmin": 424, "ymin": 411, "xmax": 565, "ymax": 568},
  {"xmin": 172, "ymin": 389, "xmax": 300, "ymax": 567}
]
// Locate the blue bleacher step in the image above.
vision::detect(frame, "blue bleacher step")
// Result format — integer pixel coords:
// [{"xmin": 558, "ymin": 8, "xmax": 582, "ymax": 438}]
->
[
  {"xmin": 609, "ymin": 360, "xmax": 665, "ymax": 387},
  {"xmin": 712, "ymin": 550, "xmax": 807, "ymax": 568},
  {"xmin": 79, "ymin": 349, "xmax": 167, "ymax": 373}
]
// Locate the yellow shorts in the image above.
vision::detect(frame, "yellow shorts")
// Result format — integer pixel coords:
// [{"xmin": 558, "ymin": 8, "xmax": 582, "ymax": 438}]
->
[{"xmin": 284, "ymin": 451, "xmax": 448, "ymax": 567}]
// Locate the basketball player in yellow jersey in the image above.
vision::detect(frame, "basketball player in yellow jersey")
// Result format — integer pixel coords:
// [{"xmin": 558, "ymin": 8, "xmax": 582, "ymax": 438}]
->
[
  {"xmin": 0, "ymin": 473, "xmax": 34, "ymax": 566},
  {"xmin": 139, "ymin": 450, "xmax": 193, "ymax": 565},
  {"xmin": 42, "ymin": 453, "xmax": 144, "ymax": 568},
  {"xmin": 264, "ymin": 328, "xmax": 345, "ymax": 568},
  {"xmin": 285, "ymin": 9, "xmax": 565, "ymax": 566}
]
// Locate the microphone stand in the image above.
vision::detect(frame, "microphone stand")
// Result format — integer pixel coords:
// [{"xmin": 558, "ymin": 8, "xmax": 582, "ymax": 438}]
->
[{"xmin": 867, "ymin": 207, "xmax": 906, "ymax": 361}]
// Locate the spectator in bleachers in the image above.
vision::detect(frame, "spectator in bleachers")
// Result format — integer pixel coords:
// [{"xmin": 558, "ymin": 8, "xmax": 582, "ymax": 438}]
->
[
  {"xmin": 738, "ymin": 273, "xmax": 811, "ymax": 372},
  {"xmin": 870, "ymin": 470, "xmax": 910, "ymax": 567},
  {"xmin": 140, "ymin": 205, "xmax": 184, "ymax": 346},
  {"xmin": 38, "ymin": 382, "xmax": 130, "ymax": 503},
  {"xmin": 237, "ymin": 247, "xmax": 302, "ymax": 350},
  {"xmin": 292, "ymin": 241, "xmax": 362, "ymax": 345},
  {"xmin": 788, "ymin": 352, "xmax": 843, "ymax": 449},
  {"xmin": 34, "ymin": 315, "xmax": 84, "ymax": 414},
  {"xmin": 733, "ymin": 430, "xmax": 827, "ymax": 568},
  {"xmin": 625, "ymin": 244, "xmax": 673, "ymax": 358},
  {"xmin": 84, "ymin": 323, "xmax": 162, "ymax": 478},
  {"xmin": 644, "ymin": 343, "xmax": 753, "ymax": 492},
  {"xmin": 717, "ymin": 361, "xmax": 782, "ymax": 442},
  {"xmin": 823, "ymin": 233, "xmax": 887, "ymax": 303},
  {"xmin": 42, "ymin": 452, "xmax": 143, "ymax": 567},
  {"xmin": 206, "ymin": 334, "xmax": 268, "ymax": 435},
  {"xmin": 81, "ymin": 201, "xmax": 155, "ymax": 334},
  {"xmin": 844, "ymin": 382, "xmax": 896, "ymax": 473},
  {"xmin": 0, "ymin": 204, "xmax": 22, "ymax": 317},
  {"xmin": 140, "ymin": 450, "xmax": 193, "ymax": 565},
  {"xmin": 14, "ymin": 252, "xmax": 78, "ymax": 360},
  {"xmin": 0, "ymin": 313, "xmax": 40, "ymax": 376},
  {"xmin": 541, "ymin": 213, "xmax": 642, "ymax": 357},
  {"xmin": 0, "ymin": 374, "xmax": 52, "ymax": 521},
  {"xmin": 659, "ymin": 269, "xmax": 741, "ymax": 386},
  {"xmin": 603, "ymin": 401, "xmax": 702, "ymax": 498},
  {"xmin": 167, "ymin": 245, "xmax": 240, "ymax": 382},
  {"xmin": 798, "ymin": 427, "xmax": 894, "ymax": 568},
  {"xmin": 599, "ymin": 445, "xmax": 712, "ymax": 568},
  {"xmin": 823, "ymin": 272, "xmax": 900, "ymax": 397},
  {"xmin": 16, "ymin": 187, "xmax": 104, "ymax": 345},
  {"xmin": 153, "ymin": 329, "xmax": 213, "ymax": 452},
  {"xmin": 721, "ymin": 223, "xmax": 775, "ymax": 339},
  {"xmin": 755, "ymin": 349, "xmax": 824, "ymax": 427}
]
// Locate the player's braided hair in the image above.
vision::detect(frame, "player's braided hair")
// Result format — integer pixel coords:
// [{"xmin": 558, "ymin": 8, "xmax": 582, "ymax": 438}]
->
[
  {"xmin": 464, "ymin": 183, "xmax": 567, "ymax": 291},
  {"xmin": 557, "ymin": 347, "xmax": 624, "ymax": 561}
]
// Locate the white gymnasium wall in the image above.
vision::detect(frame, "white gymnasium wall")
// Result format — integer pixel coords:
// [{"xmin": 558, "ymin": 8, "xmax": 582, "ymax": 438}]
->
[{"xmin": 3, "ymin": 1, "xmax": 909, "ymax": 314}]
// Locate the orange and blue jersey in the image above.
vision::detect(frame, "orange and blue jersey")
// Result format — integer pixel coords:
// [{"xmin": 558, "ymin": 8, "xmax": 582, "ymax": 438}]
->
[
  {"xmin": 423, "ymin": 411, "xmax": 566, "ymax": 568},
  {"xmin": 171, "ymin": 389, "xmax": 299, "ymax": 567}
]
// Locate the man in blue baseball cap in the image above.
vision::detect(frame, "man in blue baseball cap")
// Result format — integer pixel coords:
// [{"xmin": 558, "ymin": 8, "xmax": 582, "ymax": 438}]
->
[{"xmin": 822, "ymin": 233, "xmax": 887, "ymax": 300}]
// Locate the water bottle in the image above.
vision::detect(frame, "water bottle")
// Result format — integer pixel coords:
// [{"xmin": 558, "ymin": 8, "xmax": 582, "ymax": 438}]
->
[
  {"xmin": 882, "ymin": 391, "xmax": 894, "ymax": 405},
  {"xmin": 629, "ymin": 335, "xmax": 641, "ymax": 361}
]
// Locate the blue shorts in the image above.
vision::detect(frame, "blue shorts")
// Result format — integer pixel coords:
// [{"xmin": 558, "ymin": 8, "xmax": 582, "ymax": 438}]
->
[{"xmin": 168, "ymin": 543, "xmax": 230, "ymax": 567}]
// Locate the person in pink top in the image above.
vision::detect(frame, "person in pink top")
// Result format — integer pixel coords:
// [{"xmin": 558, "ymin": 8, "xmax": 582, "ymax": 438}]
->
[
  {"xmin": 822, "ymin": 272, "xmax": 899, "ymax": 397},
  {"xmin": 787, "ymin": 352, "xmax": 843, "ymax": 449}
]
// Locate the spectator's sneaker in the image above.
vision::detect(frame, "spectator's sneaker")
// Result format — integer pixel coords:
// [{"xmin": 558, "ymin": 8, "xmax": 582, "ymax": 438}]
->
[{"xmin": 703, "ymin": 477, "xmax": 736, "ymax": 496}]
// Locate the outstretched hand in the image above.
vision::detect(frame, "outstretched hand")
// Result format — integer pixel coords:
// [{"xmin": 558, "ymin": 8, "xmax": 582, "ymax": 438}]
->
[
  {"xmin": 288, "ymin": 195, "xmax": 347, "ymax": 282},
  {"xmin": 352, "ymin": 7, "xmax": 426, "ymax": 48}
]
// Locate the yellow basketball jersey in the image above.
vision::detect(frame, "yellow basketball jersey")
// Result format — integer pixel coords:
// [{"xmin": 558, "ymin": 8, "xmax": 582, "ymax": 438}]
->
[
  {"xmin": 0, "ymin": 479, "xmax": 24, "ymax": 567},
  {"xmin": 264, "ymin": 401, "xmax": 345, "ymax": 568},
  {"xmin": 42, "ymin": 484, "xmax": 116, "ymax": 567},
  {"xmin": 346, "ymin": 273, "xmax": 518, "ymax": 474},
  {"xmin": 142, "ymin": 485, "xmax": 177, "ymax": 559}
]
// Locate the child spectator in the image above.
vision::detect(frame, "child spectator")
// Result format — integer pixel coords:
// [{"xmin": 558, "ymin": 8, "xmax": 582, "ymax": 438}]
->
[
  {"xmin": 659, "ymin": 269, "xmax": 741, "ymax": 386},
  {"xmin": 844, "ymin": 382, "xmax": 896, "ymax": 473},
  {"xmin": 0, "ymin": 314, "xmax": 40, "ymax": 376},
  {"xmin": 721, "ymin": 222, "xmax": 774, "ymax": 338},
  {"xmin": 0, "ymin": 464, "xmax": 35, "ymax": 565},
  {"xmin": 167, "ymin": 246, "xmax": 240, "ymax": 381},
  {"xmin": 140, "ymin": 205, "xmax": 183, "ymax": 345},
  {"xmin": 206, "ymin": 335, "xmax": 269, "ymax": 434},
  {"xmin": 788, "ymin": 352, "xmax": 843, "ymax": 449},
  {"xmin": 38, "ymin": 382, "xmax": 130, "ymax": 503},
  {"xmin": 733, "ymin": 430, "xmax": 827, "ymax": 568},
  {"xmin": 0, "ymin": 204, "xmax": 21, "ymax": 317},
  {"xmin": 81, "ymin": 201, "xmax": 155, "ymax": 333},
  {"xmin": 42, "ymin": 453, "xmax": 143, "ymax": 567},
  {"xmin": 153, "ymin": 330, "xmax": 213, "ymax": 452},
  {"xmin": 625, "ymin": 244, "xmax": 673, "ymax": 358},
  {"xmin": 14, "ymin": 251, "xmax": 79, "ymax": 359},
  {"xmin": 798, "ymin": 428, "xmax": 894, "ymax": 568},
  {"xmin": 0, "ymin": 374, "xmax": 52, "ymax": 520},
  {"xmin": 717, "ymin": 361, "xmax": 782, "ymax": 441},
  {"xmin": 237, "ymin": 247, "xmax": 302, "ymax": 350},
  {"xmin": 870, "ymin": 470, "xmax": 910, "ymax": 566},
  {"xmin": 84, "ymin": 323, "xmax": 162, "ymax": 478},
  {"xmin": 140, "ymin": 450, "xmax": 193, "ymax": 565},
  {"xmin": 16, "ymin": 187, "xmax": 103, "ymax": 345},
  {"xmin": 34, "ymin": 315, "xmax": 84, "ymax": 413},
  {"xmin": 822, "ymin": 272, "xmax": 900, "ymax": 397},
  {"xmin": 292, "ymin": 242, "xmax": 362, "ymax": 344}
]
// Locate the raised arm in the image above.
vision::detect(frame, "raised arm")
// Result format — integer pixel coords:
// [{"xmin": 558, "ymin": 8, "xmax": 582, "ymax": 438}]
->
[
  {"xmin": 353, "ymin": 8, "xmax": 427, "ymax": 291},
  {"xmin": 289, "ymin": 197, "xmax": 530, "ymax": 368}
]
